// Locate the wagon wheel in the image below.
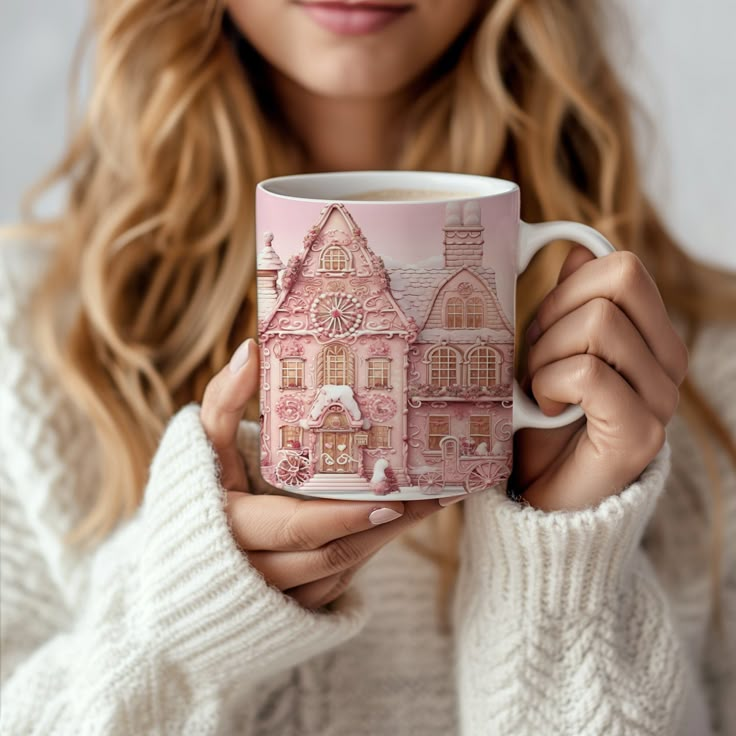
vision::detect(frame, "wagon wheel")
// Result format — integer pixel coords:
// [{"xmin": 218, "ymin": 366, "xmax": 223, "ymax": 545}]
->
[
  {"xmin": 463, "ymin": 461, "xmax": 509, "ymax": 493},
  {"xmin": 417, "ymin": 469, "xmax": 443, "ymax": 495},
  {"xmin": 275, "ymin": 452, "xmax": 311, "ymax": 487}
]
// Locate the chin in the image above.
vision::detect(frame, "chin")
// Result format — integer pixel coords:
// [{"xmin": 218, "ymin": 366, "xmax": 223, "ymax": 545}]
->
[
  {"xmin": 279, "ymin": 51, "xmax": 417, "ymax": 99},
  {"xmin": 294, "ymin": 70, "xmax": 409, "ymax": 99}
]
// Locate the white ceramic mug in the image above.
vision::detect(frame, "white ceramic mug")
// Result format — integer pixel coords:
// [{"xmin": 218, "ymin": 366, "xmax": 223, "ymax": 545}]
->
[{"xmin": 255, "ymin": 171, "xmax": 615, "ymax": 501}]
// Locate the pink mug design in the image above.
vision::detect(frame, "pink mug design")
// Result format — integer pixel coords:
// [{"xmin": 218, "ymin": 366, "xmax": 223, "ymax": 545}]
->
[{"xmin": 255, "ymin": 171, "xmax": 614, "ymax": 502}]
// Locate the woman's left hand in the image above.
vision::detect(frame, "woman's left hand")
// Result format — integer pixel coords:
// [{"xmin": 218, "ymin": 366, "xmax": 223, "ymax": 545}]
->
[{"xmin": 514, "ymin": 247, "xmax": 690, "ymax": 511}]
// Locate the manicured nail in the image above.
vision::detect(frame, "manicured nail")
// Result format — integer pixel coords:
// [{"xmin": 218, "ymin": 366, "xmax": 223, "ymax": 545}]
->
[
  {"xmin": 229, "ymin": 339, "xmax": 253, "ymax": 374},
  {"xmin": 439, "ymin": 495, "xmax": 466, "ymax": 507},
  {"xmin": 369, "ymin": 507, "xmax": 403, "ymax": 525},
  {"xmin": 525, "ymin": 319, "xmax": 541, "ymax": 345}
]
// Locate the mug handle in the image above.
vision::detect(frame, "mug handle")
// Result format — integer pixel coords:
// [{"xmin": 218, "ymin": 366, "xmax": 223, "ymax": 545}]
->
[{"xmin": 513, "ymin": 221, "xmax": 616, "ymax": 431}]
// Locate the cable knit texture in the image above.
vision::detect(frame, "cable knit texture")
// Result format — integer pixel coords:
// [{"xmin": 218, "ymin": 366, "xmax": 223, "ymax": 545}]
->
[{"xmin": 1, "ymin": 242, "xmax": 734, "ymax": 736}]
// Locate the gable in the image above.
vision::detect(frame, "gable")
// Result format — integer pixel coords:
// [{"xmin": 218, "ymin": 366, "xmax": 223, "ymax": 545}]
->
[
  {"xmin": 261, "ymin": 202, "xmax": 415, "ymax": 337},
  {"xmin": 299, "ymin": 208, "xmax": 375, "ymax": 277},
  {"xmin": 424, "ymin": 269, "xmax": 511, "ymax": 331}
]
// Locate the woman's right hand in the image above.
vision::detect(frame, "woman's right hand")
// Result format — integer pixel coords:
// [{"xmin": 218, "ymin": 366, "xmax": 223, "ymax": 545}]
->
[{"xmin": 200, "ymin": 338, "xmax": 452, "ymax": 610}]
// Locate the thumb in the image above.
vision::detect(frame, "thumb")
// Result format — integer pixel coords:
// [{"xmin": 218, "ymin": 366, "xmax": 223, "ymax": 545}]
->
[
  {"xmin": 557, "ymin": 243, "xmax": 596, "ymax": 284},
  {"xmin": 200, "ymin": 338, "xmax": 260, "ymax": 490}
]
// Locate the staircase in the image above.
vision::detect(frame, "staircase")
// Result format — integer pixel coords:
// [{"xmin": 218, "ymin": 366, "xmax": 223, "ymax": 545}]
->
[{"xmin": 300, "ymin": 473, "xmax": 373, "ymax": 493}]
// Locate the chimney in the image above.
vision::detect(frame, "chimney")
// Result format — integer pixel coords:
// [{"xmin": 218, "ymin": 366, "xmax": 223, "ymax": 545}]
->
[
  {"xmin": 257, "ymin": 232, "xmax": 284, "ymax": 315},
  {"xmin": 443, "ymin": 200, "xmax": 484, "ymax": 268}
]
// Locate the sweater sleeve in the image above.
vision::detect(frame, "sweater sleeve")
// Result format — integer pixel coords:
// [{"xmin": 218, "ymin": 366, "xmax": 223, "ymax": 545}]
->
[
  {"xmin": 0, "ymin": 402, "xmax": 369, "ymax": 735},
  {"xmin": 452, "ymin": 441, "xmax": 692, "ymax": 735}
]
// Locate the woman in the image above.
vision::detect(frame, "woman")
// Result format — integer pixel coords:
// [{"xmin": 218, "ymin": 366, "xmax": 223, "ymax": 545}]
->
[{"xmin": 1, "ymin": 0, "xmax": 734, "ymax": 733}]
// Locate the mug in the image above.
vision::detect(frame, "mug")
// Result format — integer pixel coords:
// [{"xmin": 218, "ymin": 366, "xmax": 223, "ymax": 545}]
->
[{"xmin": 254, "ymin": 171, "xmax": 614, "ymax": 501}]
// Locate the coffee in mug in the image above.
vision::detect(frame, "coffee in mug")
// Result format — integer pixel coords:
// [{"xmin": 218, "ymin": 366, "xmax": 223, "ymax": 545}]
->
[
  {"xmin": 254, "ymin": 171, "xmax": 614, "ymax": 501},
  {"xmin": 342, "ymin": 188, "xmax": 475, "ymax": 201}
]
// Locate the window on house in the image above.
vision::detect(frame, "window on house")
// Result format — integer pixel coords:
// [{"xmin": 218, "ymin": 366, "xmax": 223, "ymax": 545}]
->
[
  {"xmin": 281, "ymin": 359, "xmax": 305, "ymax": 389},
  {"xmin": 324, "ymin": 410, "xmax": 350, "ymax": 429},
  {"xmin": 280, "ymin": 425, "xmax": 303, "ymax": 449},
  {"xmin": 466, "ymin": 297, "xmax": 484, "ymax": 328},
  {"xmin": 469, "ymin": 415, "xmax": 491, "ymax": 449},
  {"xmin": 367, "ymin": 358, "xmax": 390, "ymax": 389},
  {"xmin": 368, "ymin": 425, "xmax": 391, "ymax": 449},
  {"xmin": 320, "ymin": 343, "xmax": 354, "ymax": 385},
  {"xmin": 320, "ymin": 246, "xmax": 349, "ymax": 272},
  {"xmin": 428, "ymin": 346, "xmax": 459, "ymax": 387},
  {"xmin": 446, "ymin": 297, "xmax": 464, "ymax": 328},
  {"xmin": 427, "ymin": 415, "xmax": 450, "ymax": 451},
  {"xmin": 467, "ymin": 346, "xmax": 499, "ymax": 387}
]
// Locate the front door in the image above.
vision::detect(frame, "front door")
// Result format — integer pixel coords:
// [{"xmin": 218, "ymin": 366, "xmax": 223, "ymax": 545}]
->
[{"xmin": 319, "ymin": 431, "xmax": 354, "ymax": 473}]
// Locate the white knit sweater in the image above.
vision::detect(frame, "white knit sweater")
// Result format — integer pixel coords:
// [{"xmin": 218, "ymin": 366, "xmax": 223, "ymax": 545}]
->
[{"xmin": 0, "ymin": 243, "xmax": 734, "ymax": 736}]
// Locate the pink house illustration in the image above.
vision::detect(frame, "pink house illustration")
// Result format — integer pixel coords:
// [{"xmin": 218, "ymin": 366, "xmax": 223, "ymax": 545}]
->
[{"xmin": 257, "ymin": 200, "xmax": 514, "ymax": 496}]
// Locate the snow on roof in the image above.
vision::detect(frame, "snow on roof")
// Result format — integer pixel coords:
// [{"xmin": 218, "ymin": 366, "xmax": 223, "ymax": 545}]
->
[
  {"xmin": 386, "ymin": 264, "xmax": 501, "ymax": 330},
  {"xmin": 308, "ymin": 385, "xmax": 362, "ymax": 422}
]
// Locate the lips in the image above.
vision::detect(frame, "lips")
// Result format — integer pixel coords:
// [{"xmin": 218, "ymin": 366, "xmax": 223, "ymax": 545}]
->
[{"xmin": 296, "ymin": 1, "xmax": 414, "ymax": 36}]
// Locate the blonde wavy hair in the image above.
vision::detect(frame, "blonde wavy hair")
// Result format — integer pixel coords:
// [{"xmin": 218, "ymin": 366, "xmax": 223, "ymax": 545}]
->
[{"xmin": 12, "ymin": 0, "xmax": 736, "ymax": 632}]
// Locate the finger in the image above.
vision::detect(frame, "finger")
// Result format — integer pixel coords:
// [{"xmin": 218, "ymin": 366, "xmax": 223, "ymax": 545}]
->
[
  {"xmin": 530, "ymin": 251, "xmax": 689, "ymax": 385},
  {"xmin": 528, "ymin": 297, "xmax": 680, "ymax": 424},
  {"xmin": 201, "ymin": 338, "xmax": 260, "ymax": 450},
  {"xmin": 286, "ymin": 546, "xmax": 386, "ymax": 610},
  {"xmin": 246, "ymin": 498, "xmax": 443, "ymax": 590},
  {"xmin": 288, "ymin": 542, "xmax": 390, "ymax": 609},
  {"xmin": 531, "ymin": 354, "xmax": 666, "ymax": 478},
  {"xmin": 227, "ymin": 491, "xmax": 408, "ymax": 551},
  {"xmin": 285, "ymin": 567, "xmax": 357, "ymax": 610},
  {"xmin": 557, "ymin": 243, "xmax": 596, "ymax": 284}
]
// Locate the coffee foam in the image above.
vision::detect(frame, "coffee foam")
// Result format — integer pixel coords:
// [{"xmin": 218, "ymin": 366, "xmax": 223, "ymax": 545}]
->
[{"xmin": 341, "ymin": 188, "xmax": 477, "ymax": 201}]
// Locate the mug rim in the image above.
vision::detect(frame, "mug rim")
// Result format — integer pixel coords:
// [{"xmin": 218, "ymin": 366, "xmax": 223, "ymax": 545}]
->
[{"xmin": 257, "ymin": 170, "xmax": 520, "ymax": 204}]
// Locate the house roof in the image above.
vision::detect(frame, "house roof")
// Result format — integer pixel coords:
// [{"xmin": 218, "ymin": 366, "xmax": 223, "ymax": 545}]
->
[
  {"xmin": 260, "ymin": 202, "xmax": 513, "ymax": 340},
  {"xmin": 261, "ymin": 202, "xmax": 414, "ymax": 336},
  {"xmin": 386, "ymin": 264, "xmax": 512, "ymax": 337}
]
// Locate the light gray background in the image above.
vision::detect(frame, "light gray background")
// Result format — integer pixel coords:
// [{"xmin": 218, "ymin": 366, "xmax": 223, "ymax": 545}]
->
[{"xmin": 1, "ymin": 0, "xmax": 734, "ymax": 269}]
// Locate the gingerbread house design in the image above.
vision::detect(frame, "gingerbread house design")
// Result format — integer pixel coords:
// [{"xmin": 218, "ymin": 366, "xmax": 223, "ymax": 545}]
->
[{"xmin": 257, "ymin": 200, "xmax": 514, "ymax": 496}]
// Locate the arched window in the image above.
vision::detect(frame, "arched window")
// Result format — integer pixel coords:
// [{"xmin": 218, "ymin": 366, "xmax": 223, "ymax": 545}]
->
[
  {"xmin": 428, "ymin": 346, "xmax": 459, "ymax": 387},
  {"xmin": 319, "ymin": 343, "xmax": 355, "ymax": 386},
  {"xmin": 324, "ymin": 410, "xmax": 350, "ymax": 429},
  {"xmin": 320, "ymin": 246, "xmax": 349, "ymax": 272},
  {"xmin": 466, "ymin": 297, "xmax": 484, "ymax": 328},
  {"xmin": 445, "ymin": 297, "xmax": 464, "ymax": 328},
  {"xmin": 467, "ymin": 346, "xmax": 499, "ymax": 387}
]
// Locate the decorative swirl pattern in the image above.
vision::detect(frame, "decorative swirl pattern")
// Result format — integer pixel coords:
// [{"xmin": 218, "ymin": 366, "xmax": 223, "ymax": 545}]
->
[
  {"xmin": 275, "ymin": 396, "xmax": 304, "ymax": 423},
  {"xmin": 366, "ymin": 394, "xmax": 397, "ymax": 423},
  {"xmin": 493, "ymin": 418, "xmax": 513, "ymax": 442},
  {"xmin": 276, "ymin": 316, "xmax": 308, "ymax": 330},
  {"xmin": 407, "ymin": 424, "xmax": 424, "ymax": 449}
]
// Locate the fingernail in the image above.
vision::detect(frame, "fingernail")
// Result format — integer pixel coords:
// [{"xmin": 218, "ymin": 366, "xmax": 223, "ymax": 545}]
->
[
  {"xmin": 229, "ymin": 339, "xmax": 253, "ymax": 374},
  {"xmin": 525, "ymin": 319, "xmax": 541, "ymax": 345},
  {"xmin": 369, "ymin": 507, "xmax": 403, "ymax": 525},
  {"xmin": 439, "ymin": 495, "xmax": 466, "ymax": 507}
]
